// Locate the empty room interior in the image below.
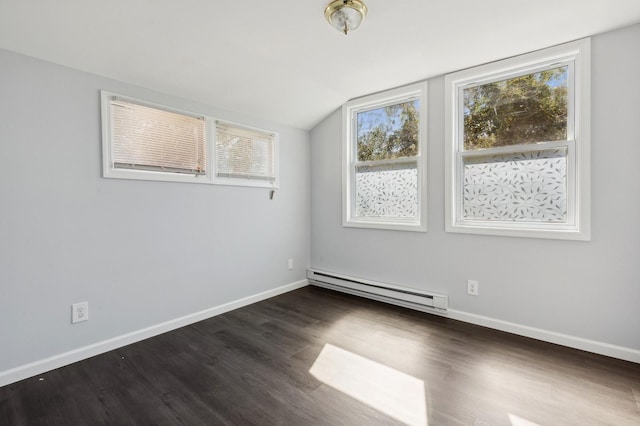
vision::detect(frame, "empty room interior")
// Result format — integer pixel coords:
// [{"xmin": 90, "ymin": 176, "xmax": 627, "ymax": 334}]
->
[{"xmin": 1, "ymin": 1, "xmax": 639, "ymax": 425}]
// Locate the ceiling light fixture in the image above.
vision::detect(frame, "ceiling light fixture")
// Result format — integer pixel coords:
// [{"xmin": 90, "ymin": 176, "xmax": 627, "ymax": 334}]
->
[{"xmin": 324, "ymin": 0, "xmax": 368, "ymax": 35}]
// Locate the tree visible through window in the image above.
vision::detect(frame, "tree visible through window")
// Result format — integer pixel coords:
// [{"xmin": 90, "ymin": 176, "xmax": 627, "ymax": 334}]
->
[
  {"xmin": 445, "ymin": 39, "xmax": 590, "ymax": 240},
  {"xmin": 342, "ymin": 83, "xmax": 427, "ymax": 232},
  {"xmin": 357, "ymin": 100, "xmax": 419, "ymax": 161},
  {"xmin": 463, "ymin": 67, "xmax": 568, "ymax": 150}
]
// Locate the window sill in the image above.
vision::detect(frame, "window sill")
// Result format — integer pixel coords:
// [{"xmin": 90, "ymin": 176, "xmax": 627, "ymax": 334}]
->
[
  {"xmin": 446, "ymin": 221, "xmax": 589, "ymax": 241},
  {"xmin": 344, "ymin": 218, "xmax": 427, "ymax": 233}
]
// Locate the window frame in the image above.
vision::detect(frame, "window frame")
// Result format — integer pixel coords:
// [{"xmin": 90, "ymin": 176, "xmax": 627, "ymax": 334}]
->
[
  {"xmin": 101, "ymin": 91, "xmax": 213, "ymax": 184},
  {"xmin": 101, "ymin": 91, "xmax": 279, "ymax": 189},
  {"xmin": 342, "ymin": 82, "xmax": 427, "ymax": 232},
  {"xmin": 444, "ymin": 38, "xmax": 591, "ymax": 240}
]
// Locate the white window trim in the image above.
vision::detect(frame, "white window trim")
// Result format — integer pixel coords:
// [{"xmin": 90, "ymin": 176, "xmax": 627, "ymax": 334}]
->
[
  {"xmin": 101, "ymin": 91, "xmax": 279, "ymax": 189},
  {"xmin": 342, "ymin": 82, "xmax": 427, "ymax": 232},
  {"xmin": 444, "ymin": 38, "xmax": 591, "ymax": 240}
]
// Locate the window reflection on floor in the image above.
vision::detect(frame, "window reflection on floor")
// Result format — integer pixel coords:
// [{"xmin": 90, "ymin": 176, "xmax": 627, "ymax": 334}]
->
[
  {"xmin": 509, "ymin": 413, "xmax": 541, "ymax": 426},
  {"xmin": 309, "ymin": 343, "xmax": 428, "ymax": 426}
]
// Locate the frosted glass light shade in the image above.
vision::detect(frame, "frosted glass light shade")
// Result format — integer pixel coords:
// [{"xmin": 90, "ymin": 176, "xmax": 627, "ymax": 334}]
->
[{"xmin": 325, "ymin": 0, "xmax": 368, "ymax": 35}]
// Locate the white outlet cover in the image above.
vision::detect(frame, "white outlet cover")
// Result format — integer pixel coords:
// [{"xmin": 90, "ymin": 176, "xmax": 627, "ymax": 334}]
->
[
  {"xmin": 467, "ymin": 280, "xmax": 479, "ymax": 296},
  {"xmin": 72, "ymin": 302, "xmax": 89, "ymax": 323},
  {"xmin": 288, "ymin": 259, "xmax": 294, "ymax": 270}
]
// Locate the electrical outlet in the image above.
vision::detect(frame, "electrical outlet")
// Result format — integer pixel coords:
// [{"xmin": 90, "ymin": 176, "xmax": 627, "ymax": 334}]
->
[
  {"xmin": 467, "ymin": 280, "xmax": 479, "ymax": 296},
  {"xmin": 72, "ymin": 302, "xmax": 89, "ymax": 323},
  {"xmin": 288, "ymin": 258, "xmax": 294, "ymax": 270}
]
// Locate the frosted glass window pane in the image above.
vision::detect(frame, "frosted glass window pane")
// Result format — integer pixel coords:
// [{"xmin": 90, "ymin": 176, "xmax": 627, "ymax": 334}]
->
[
  {"xmin": 462, "ymin": 149, "xmax": 567, "ymax": 222},
  {"xmin": 463, "ymin": 66, "xmax": 568, "ymax": 150},
  {"xmin": 355, "ymin": 162, "xmax": 418, "ymax": 218}
]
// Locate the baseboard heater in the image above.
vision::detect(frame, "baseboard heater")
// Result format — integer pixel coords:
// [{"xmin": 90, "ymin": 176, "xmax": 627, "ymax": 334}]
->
[{"xmin": 307, "ymin": 269, "xmax": 448, "ymax": 313}]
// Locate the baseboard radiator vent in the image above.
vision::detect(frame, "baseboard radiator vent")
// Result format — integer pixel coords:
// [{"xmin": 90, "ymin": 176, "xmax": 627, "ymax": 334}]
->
[{"xmin": 307, "ymin": 269, "xmax": 448, "ymax": 313}]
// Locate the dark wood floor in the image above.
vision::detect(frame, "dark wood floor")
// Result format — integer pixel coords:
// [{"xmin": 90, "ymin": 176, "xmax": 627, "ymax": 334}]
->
[{"xmin": 1, "ymin": 286, "xmax": 639, "ymax": 425}]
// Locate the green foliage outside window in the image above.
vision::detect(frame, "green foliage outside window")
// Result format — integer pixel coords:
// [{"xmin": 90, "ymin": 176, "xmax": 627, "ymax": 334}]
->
[
  {"xmin": 357, "ymin": 100, "xmax": 419, "ymax": 162},
  {"xmin": 463, "ymin": 67, "xmax": 568, "ymax": 150}
]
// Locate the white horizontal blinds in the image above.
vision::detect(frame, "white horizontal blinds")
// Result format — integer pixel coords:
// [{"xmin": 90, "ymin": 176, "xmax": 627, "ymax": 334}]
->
[
  {"xmin": 111, "ymin": 97, "xmax": 206, "ymax": 175},
  {"xmin": 215, "ymin": 121, "xmax": 275, "ymax": 181}
]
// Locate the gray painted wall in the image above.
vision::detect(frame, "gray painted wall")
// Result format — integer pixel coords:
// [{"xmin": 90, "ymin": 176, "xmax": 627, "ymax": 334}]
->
[
  {"xmin": 0, "ymin": 49, "xmax": 311, "ymax": 372},
  {"xmin": 310, "ymin": 24, "xmax": 640, "ymax": 350}
]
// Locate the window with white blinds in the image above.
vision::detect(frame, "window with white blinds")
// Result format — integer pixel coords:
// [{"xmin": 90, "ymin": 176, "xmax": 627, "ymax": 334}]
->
[
  {"xmin": 101, "ymin": 91, "xmax": 279, "ymax": 187},
  {"xmin": 110, "ymin": 98, "xmax": 206, "ymax": 175},
  {"xmin": 215, "ymin": 121, "xmax": 276, "ymax": 182}
]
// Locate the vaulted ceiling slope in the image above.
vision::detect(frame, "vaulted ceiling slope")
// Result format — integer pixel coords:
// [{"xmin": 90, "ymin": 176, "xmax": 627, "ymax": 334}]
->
[{"xmin": 1, "ymin": 1, "xmax": 639, "ymax": 130}]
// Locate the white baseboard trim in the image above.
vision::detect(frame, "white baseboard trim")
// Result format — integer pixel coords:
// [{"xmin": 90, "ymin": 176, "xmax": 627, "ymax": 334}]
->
[
  {"xmin": 0, "ymin": 279, "xmax": 309, "ymax": 388},
  {"xmin": 447, "ymin": 309, "xmax": 640, "ymax": 364}
]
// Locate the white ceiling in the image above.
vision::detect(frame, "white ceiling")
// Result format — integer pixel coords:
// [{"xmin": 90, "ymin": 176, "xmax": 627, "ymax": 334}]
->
[{"xmin": 1, "ymin": 1, "xmax": 639, "ymax": 130}]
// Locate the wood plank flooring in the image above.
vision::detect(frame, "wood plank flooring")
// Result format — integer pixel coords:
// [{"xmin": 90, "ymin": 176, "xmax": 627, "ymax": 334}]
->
[{"xmin": 1, "ymin": 286, "xmax": 639, "ymax": 425}]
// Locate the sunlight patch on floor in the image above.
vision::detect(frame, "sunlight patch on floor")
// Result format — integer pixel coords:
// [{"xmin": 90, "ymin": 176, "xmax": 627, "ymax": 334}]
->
[
  {"xmin": 509, "ymin": 413, "xmax": 541, "ymax": 426},
  {"xmin": 309, "ymin": 343, "xmax": 427, "ymax": 426}
]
